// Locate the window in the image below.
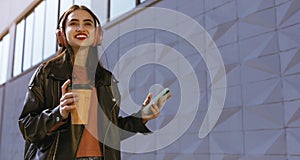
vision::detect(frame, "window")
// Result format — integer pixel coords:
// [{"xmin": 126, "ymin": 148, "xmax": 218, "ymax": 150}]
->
[
  {"xmin": 23, "ymin": 13, "xmax": 34, "ymax": 71},
  {"xmin": 32, "ymin": 1, "xmax": 46, "ymax": 65},
  {"xmin": 90, "ymin": 0, "xmax": 108, "ymax": 24},
  {"xmin": 13, "ymin": 0, "xmax": 60, "ymax": 77},
  {"xmin": 13, "ymin": 20, "xmax": 25, "ymax": 76},
  {"xmin": 43, "ymin": 0, "xmax": 59, "ymax": 59},
  {"xmin": 0, "ymin": 34, "xmax": 10, "ymax": 84},
  {"xmin": 111, "ymin": 0, "xmax": 135, "ymax": 20},
  {"xmin": 10, "ymin": 0, "xmax": 150, "ymax": 79},
  {"xmin": 59, "ymin": 0, "xmax": 73, "ymax": 17},
  {"xmin": 74, "ymin": 0, "xmax": 92, "ymax": 8}
]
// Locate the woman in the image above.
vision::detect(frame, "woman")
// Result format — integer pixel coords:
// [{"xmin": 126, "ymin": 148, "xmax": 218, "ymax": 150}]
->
[{"xmin": 18, "ymin": 5, "xmax": 169, "ymax": 160}]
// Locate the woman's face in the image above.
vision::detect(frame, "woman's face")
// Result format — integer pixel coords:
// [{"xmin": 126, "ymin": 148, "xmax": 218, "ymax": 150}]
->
[{"xmin": 65, "ymin": 9, "xmax": 95, "ymax": 49}]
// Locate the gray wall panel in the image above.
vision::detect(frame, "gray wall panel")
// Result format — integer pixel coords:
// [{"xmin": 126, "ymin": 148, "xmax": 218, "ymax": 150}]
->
[
  {"xmin": 0, "ymin": 69, "xmax": 35, "ymax": 160},
  {"xmin": 1, "ymin": 0, "xmax": 300, "ymax": 159},
  {"xmin": 0, "ymin": 86, "xmax": 4, "ymax": 152}
]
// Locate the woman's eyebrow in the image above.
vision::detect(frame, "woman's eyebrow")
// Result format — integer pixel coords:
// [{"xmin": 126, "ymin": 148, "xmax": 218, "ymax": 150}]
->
[
  {"xmin": 68, "ymin": 19, "xmax": 94, "ymax": 23},
  {"xmin": 83, "ymin": 19, "xmax": 94, "ymax": 23}
]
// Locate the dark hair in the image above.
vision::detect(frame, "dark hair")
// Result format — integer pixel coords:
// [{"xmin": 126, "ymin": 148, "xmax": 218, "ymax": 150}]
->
[
  {"xmin": 52, "ymin": 5, "xmax": 104, "ymax": 83},
  {"xmin": 57, "ymin": 5, "xmax": 101, "ymax": 31},
  {"xmin": 57, "ymin": 5, "xmax": 102, "ymax": 59}
]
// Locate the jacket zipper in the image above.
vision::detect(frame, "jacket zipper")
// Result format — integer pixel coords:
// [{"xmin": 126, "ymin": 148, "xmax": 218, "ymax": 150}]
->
[
  {"xmin": 102, "ymin": 89, "xmax": 119, "ymax": 159},
  {"xmin": 52, "ymin": 132, "xmax": 60, "ymax": 160},
  {"xmin": 50, "ymin": 77, "xmax": 61, "ymax": 160}
]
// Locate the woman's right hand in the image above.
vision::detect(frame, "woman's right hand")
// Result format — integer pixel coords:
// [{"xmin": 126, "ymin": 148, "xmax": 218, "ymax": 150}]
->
[{"xmin": 59, "ymin": 79, "xmax": 78, "ymax": 119}]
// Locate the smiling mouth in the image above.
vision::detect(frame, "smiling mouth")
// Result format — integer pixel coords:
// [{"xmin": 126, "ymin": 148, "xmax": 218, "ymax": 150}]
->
[{"xmin": 75, "ymin": 34, "xmax": 88, "ymax": 40}]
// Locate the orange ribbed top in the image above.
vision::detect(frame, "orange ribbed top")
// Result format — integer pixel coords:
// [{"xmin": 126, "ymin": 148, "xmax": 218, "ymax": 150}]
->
[{"xmin": 73, "ymin": 65, "xmax": 102, "ymax": 158}]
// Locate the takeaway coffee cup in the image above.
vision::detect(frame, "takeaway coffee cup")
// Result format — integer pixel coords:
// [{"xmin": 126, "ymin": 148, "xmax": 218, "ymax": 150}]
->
[{"xmin": 68, "ymin": 84, "xmax": 92, "ymax": 124}]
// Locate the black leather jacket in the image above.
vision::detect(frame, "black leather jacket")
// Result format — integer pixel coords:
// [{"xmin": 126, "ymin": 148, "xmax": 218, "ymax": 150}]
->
[{"xmin": 18, "ymin": 54, "xmax": 151, "ymax": 160}]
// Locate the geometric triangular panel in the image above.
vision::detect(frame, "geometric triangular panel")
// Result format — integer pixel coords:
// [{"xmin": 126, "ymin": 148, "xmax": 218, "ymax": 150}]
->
[
  {"xmin": 282, "ymin": 74, "xmax": 300, "ymax": 101},
  {"xmin": 245, "ymin": 130, "xmax": 286, "ymax": 154},
  {"xmin": 214, "ymin": 107, "xmax": 242, "ymax": 131},
  {"xmin": 182, "ymin": 134, "xmax": 209, "ymax": 154},
  {"xmin": 238, "ymin": 0, "xmax": 275, "ymax": 17},
  {"xmin": 265, "ymin": 131, "xmax": 286, "ymax": 155},
  {"xmin": 277, "ymin": 0, "xmax": 300, "ymax": 28},
  {"xmin": 239, "ymin": 8, "xmax": 276, "ymax": 39},
  {"xmin": 242, "ymin": 54, "xmax": 280, "ymax": 83},
  {"xmin": 244, "ymin": 103, "xmax": 284, "ymax": 130},
  {"xmin": 286, "ymin": 128, "xmax": 300, "ymax": 155},
  {"xmin": 210, "ymin": 19, "xmax": 237, "ymax": 46},
  {"xmin": 285, "ymin": 100, "xmax": 300, "ymax": 127},
  {"xmin": 278, "ymin": 24, "xmax": 300, "ymax": 51},
  {"xmin": 210, "ymin": 131, "xmax": 243, "ymax": 154},
  {"xmin": 242, "ymin": 79, "xmax": 282, "ymax": 106},
  {"xmin": 281, "ymin": 48, "xmax": 300, "ymax": 76},
  {"xmin": 239, "ymin": 32, "xmax": 279, "ymax": 61}
]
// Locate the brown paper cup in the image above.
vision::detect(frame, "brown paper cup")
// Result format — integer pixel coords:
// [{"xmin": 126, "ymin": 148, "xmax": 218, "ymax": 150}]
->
[{"xmin": 70, "ymin": 89, "xmax": 92, "ymax": 124}]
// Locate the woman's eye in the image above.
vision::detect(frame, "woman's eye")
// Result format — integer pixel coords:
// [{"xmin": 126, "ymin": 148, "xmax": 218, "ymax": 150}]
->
[
  {"xmin": 69, "ymin": 22, "xmax": 77, "ymax": 26},
  {"xmin": 85, "ymin": 23, "xmax": 93, "ymax": 26}
]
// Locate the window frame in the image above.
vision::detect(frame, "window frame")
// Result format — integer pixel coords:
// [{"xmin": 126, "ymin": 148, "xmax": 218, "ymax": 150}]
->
[
  {"xmin": 0, "ymin": 33, "xmax": 11, "ymax": 84},
  {"xmin": 7, "ymin": 0, "xmax": 153, "ymax": 82}
]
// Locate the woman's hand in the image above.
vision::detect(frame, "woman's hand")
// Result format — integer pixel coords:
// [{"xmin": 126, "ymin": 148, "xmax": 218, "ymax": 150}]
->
[
  {"xmin": 141, "ymin": 92, "xmax": 172, "ymax": 124},
  {"xmin": 59, "ymin": 79, "xmax": 78, "ymax": 119}
]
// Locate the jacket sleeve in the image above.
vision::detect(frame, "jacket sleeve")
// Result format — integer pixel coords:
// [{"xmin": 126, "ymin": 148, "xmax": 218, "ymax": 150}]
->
[
  {"xmin": 118, "ymin": 110, "xmax": 152, "ymax": 140},
  {"xmin": 18, "ymin": 65, "xmax": 66, "ymax": 144},
  {"xmin": 110, "ymin": 76, "xmax": 152, "ymax": 140}
]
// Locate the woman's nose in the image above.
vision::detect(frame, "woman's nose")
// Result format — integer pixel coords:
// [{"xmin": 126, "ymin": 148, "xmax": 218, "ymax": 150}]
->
[{"xmin": 76, "ymin": 24, "xmax": 85, "ymax": 31}]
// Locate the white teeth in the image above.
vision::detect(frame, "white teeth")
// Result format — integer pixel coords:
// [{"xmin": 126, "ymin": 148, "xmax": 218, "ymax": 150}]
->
[{"xmin": 75, "ymin": 35, "xmax": 87, "ymax": 38}]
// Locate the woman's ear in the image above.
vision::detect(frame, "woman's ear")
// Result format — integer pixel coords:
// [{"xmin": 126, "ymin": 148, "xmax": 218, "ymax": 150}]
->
[
  {"xmin": 56, "ymin": 28, "xmax": 68, "ymax": 47},
  {"xmin": 93, "ymin": 26, "xmax": 103, "ymax": 46}
]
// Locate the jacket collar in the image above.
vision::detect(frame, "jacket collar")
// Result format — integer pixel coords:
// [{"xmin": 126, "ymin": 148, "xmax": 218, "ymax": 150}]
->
[
  {"xmin": 47, "ymin": 53, "xmax": 116, "ymax": 85},
  {"xmin": 47, "ymin": 54, "xmax": 72, "ymax": 81}
]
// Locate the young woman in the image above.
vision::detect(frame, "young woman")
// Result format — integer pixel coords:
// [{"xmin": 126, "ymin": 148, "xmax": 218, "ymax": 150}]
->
[{"xmin": 18, "ymin": 5, "xmax": 170, "ymax": 160}]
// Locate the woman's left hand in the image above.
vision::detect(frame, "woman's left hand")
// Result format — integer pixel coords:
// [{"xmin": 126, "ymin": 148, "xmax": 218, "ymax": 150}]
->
[{"xmin": 141, "ymin": 92, "xmax": 171, "ymax": 124}]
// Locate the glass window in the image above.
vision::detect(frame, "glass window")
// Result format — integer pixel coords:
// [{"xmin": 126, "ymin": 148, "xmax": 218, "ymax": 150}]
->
[
  {"xmin": 74, "ymin": 0, "xmax": 92, "ymax": 8},
  {"xmin": 44, "ymin": 0, "xmax": 59, "ymax": 59},
  {"xmin": 111, "ymin": 0, "xmax": 135, "ymax": 20},
  {"xmin": 60, "ymin": 0, "xmax": 73, "ymax": 17},
  {"xmin": 13, "ymin": 20, "xmax": 25, "ymax": 76},
  {"xmin": 0, "ymin": 34, "xmax": 10, "ymax": 84},
  {"xmin": 32, "ymin": 1, "xmax": 46, "ymax": 66},
  {"xmin": 91, "ymin": 0, "xmax": 108, "ymax": 24},
  {"xmin": 23, "ymin": 13, "xmax": 34, "ymax": 71},
  {"xmin": 0, "ymin": 40, "xmax": 3, "ymax": 83}
]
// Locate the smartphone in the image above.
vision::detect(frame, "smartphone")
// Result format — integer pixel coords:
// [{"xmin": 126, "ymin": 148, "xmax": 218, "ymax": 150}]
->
[{"xmin": 142, "ymin": 88, "xmax": 171, "ymax": 115}]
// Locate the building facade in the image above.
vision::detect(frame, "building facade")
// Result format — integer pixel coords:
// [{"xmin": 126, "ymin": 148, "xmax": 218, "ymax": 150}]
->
[{"xmin": 0, "ymin": 0, "xmax": 300, "ymax": 159}]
